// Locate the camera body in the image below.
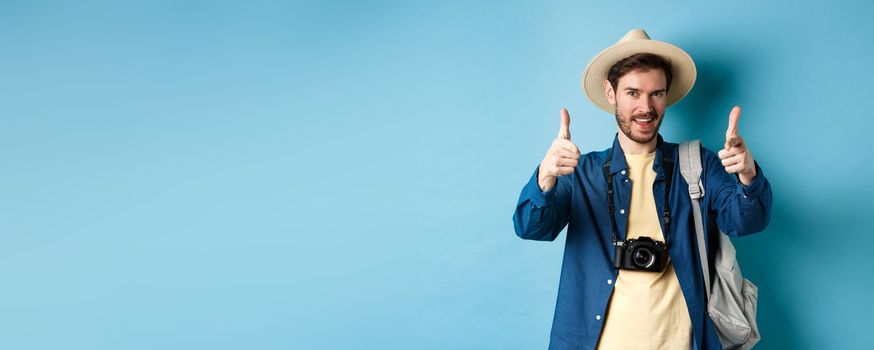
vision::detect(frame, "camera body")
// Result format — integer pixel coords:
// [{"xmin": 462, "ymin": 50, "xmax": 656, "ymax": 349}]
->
[{"xmin": 613, "ymin": 236, "xmax": 668, "ymax": 272}]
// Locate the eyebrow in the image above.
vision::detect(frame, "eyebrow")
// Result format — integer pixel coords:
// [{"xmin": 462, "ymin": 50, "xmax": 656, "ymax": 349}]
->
[{"xmin": 623, "ymin": 87, "xmax": 667, "ymax": 94}]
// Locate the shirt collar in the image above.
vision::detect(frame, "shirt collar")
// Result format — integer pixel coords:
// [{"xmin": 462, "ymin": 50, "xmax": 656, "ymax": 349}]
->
[{"xmin": 608, "ymin": 133, "xmax": 668, "ymax": 180}]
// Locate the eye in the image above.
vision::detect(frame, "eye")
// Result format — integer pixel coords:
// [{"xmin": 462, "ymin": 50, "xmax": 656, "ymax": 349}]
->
[
  {"xmin": 627, "ymin": 91, "xmax": 638, "ymax": 97},
  {"xmin": 653, "ymin": 91, "xmax": 664, "ymax": 97}
]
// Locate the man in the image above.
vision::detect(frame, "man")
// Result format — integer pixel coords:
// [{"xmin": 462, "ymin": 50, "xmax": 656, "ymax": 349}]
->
[{"xmin": 512, "ymin": 29, "xmax": 772, "ymax": 350}]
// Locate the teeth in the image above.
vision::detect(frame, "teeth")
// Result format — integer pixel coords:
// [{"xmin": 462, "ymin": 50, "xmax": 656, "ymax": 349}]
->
[{"xmin": 638, "ymin": 118, "xmax": 652, "ymax": 122}]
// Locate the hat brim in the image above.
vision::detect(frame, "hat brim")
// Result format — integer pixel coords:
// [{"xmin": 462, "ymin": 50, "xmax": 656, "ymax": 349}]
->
[{"xmin": 582, "ymin": 39, "xmax": 697, "ymax": 113}]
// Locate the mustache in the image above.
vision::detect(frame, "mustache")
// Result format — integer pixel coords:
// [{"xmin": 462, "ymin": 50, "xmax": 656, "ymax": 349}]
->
[{"xmin": 632, "ymin": 111, "xmax": 658, "ymax": 119}]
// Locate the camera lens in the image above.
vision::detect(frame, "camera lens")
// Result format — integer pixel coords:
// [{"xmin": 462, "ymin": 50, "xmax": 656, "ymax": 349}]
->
[{"xmin": 632, "ymin": 247, "xmax": 655, "ymax": 269}]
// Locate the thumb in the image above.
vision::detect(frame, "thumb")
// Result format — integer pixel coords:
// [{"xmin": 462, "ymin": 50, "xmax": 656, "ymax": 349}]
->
[
  {"xmin": 724, "ymin": 106, "xmax": 741, "ymax": 150},
  {"xmin": 726, "ymin": 106, "xmax": 741, "ymax": 139},
  {"xmin": 558, "ymin": 108, "xmax": 571, "ymax": 140}
]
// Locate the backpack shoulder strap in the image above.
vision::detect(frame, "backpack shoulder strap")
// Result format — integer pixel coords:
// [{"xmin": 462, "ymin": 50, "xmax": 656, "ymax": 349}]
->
[
  {"xmin": 679, "ymin": 140, "xmax": 705, "ymax": 200},
  {"xmin": 679, "ymin": 140, "xmax": 712, "ymax": 298}
]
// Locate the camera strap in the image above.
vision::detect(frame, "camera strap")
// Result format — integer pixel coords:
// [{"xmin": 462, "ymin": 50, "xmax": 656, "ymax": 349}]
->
[{"xmin": 602, "ymin": 139, "xmax": 674, "ymax": 245}]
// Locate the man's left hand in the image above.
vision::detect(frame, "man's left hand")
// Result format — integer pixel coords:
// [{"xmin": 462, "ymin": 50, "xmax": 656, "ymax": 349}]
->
[{"xmin": 718, "ymin": 106, "xmax": 757, "ymax": 186}]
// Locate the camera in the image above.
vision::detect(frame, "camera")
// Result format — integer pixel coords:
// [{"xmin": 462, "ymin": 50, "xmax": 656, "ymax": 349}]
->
[{"xmin": 613, "ymin": 236, "xmax": 668, "ymax": 272}]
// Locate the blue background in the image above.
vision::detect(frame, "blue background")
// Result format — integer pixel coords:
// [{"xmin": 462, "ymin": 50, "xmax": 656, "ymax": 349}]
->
[{"xmin": 1, "ymin": 0, "xmax": 872, "ymax": 349}]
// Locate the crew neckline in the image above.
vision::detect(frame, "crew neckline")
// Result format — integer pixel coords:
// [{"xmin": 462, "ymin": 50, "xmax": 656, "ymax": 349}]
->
[{"xmin": 624, "ymin": 151, "xmax": 656, "ymax": 158}]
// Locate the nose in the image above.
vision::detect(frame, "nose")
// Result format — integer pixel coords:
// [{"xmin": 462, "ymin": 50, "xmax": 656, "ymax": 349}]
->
[{"xmin": 637, "ymin": 98, "xmax": 654, "ymax": 115}]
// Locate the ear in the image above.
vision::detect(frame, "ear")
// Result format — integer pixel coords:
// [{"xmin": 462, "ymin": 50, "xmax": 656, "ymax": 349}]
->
[{"xmin": 603, "ymin": 79, "xmax": 616, "ymax": 107}]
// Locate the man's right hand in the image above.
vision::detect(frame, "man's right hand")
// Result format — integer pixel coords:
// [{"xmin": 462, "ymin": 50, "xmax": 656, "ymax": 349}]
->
[{"xmin": 538, "ymin": 108, "xmax": 581, "ymax": 192}]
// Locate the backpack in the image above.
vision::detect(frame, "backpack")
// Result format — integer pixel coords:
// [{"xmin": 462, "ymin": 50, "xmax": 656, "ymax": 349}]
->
[{"xmin": 679, "ymin": 140, "xmax": 761, "ymax": 350}]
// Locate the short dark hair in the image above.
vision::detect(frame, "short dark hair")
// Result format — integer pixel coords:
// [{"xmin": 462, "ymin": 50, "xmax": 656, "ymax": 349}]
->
[{"xmin": 606, "ymin": 53, "xmax": 673, "ymax": 93}]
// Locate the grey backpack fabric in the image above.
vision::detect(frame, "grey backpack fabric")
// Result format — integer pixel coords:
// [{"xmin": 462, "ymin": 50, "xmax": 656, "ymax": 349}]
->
[{"xmin": 679, "ymin": 140, "xmax": 760, "ymax": 350}]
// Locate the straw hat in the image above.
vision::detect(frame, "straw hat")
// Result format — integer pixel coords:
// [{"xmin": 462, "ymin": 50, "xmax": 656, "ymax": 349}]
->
[{"xmin": 582, "ymin": 29, "xmax": 697, "ymax": 113}]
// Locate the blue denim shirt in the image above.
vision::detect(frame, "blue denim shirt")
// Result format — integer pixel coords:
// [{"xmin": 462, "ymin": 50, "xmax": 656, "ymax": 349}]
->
[{"xmin": 512, "ymin": 134, "xmax": 772, "ymax": 350}]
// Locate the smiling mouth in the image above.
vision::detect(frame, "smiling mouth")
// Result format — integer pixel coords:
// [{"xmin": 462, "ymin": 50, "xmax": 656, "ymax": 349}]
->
[{"xmin": 633, "ymin": 117, "xmax": 656, "ymax": 129}]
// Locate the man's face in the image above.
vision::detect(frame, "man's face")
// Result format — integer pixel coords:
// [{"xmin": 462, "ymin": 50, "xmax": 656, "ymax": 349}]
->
[{"xmin": 604, "ymin": 69, "xmax": 668, "ymax": 145}]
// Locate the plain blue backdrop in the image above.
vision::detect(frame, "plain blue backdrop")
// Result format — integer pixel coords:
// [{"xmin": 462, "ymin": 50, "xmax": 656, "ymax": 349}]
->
[{"xmin": 1, "ymin": 0, "xmax": 872, "ymax": 349}]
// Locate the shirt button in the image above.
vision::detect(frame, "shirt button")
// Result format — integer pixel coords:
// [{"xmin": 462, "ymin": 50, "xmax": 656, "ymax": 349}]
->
[
  {"xmin": 621, "ymin": 170, "xmax": 626, "ymax": 175},
  {"xmin": 624, "ymin": 179, "xmax": 629, "ymax": 183},
  {"xmin": 607, "ymin": 279, "xmax": 613, "ymax": 285},
  {"xmin": 620, "ymin": 209, "xmax": 626, "ymax": 214},
  {"xmin": 596, "ymin": 314, "xmax": 602, "ymax": 320}
]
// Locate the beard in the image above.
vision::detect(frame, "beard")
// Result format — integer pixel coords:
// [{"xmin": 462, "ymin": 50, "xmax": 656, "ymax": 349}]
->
[{"xmin": 614, "ymin": 108, "xmax": 663, "ymax": 144}]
